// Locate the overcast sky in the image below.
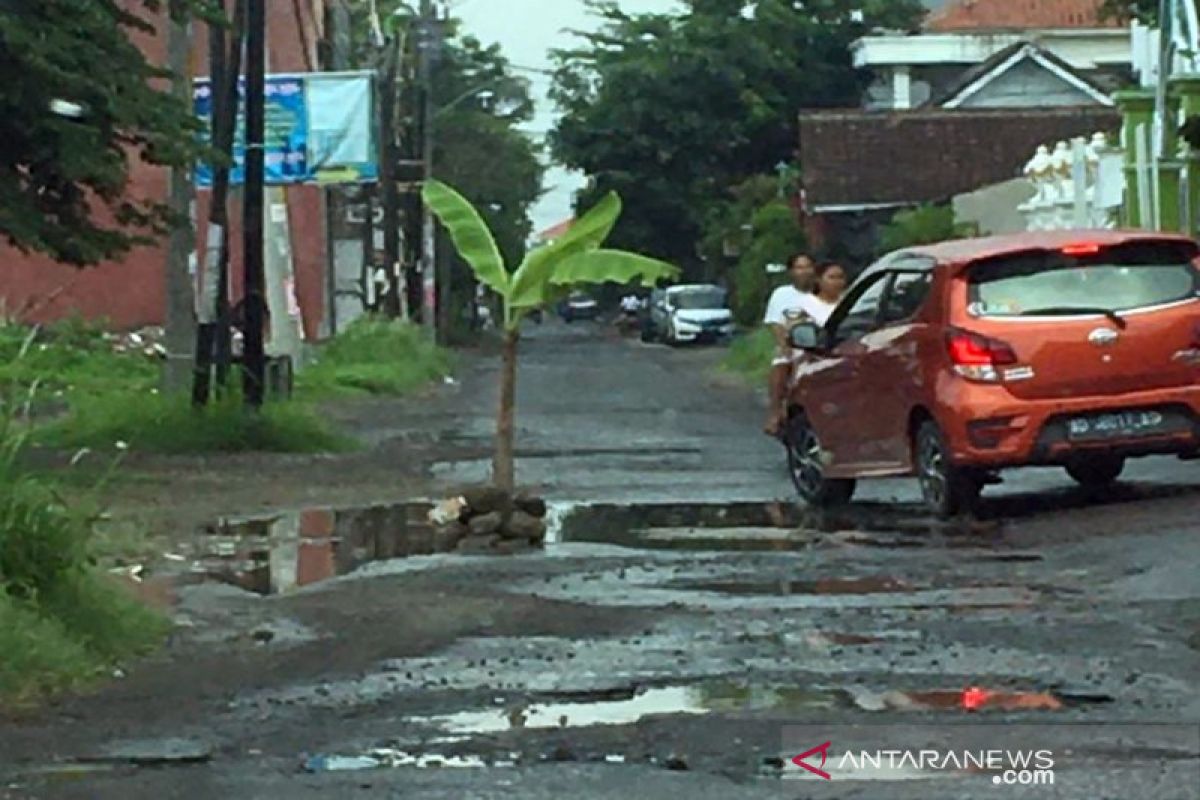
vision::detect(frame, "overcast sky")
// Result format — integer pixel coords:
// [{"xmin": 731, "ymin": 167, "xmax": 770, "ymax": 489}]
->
[{"xmin": 453, "ymin": 0, "xmax": 683, "ymax": 234}]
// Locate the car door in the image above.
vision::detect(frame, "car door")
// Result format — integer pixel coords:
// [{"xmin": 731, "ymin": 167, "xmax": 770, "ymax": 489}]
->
[
  {"xmin": 797, "ymin": 272, "xmax": 891, "ymax": 474},
  {"xmin": 855, "ymin": 265, "xmax": 936, "ymax": 470},
  {"xmin": 650, "ymin": 290, "xmax": 667, "ymax": 331}
]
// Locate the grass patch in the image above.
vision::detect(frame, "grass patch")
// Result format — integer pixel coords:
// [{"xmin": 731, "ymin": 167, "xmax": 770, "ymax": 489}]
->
[
  {"xmin": 298, "ymin": 317, "xmax": 452, "ymax": 398},
  {"xmin": 0, "ymin": 415, "xmax": 168, "ymax": 706},
  {"xmin": 38, "ymin": 393, "xmax": 354, "ymax": 455},
  {"xmin": 0, "ymin": 318, "xmax": 157, "ymax": 402},
  {"xmin": 720, "ymin": 327, "xmax": 775, "ymax": 385}
]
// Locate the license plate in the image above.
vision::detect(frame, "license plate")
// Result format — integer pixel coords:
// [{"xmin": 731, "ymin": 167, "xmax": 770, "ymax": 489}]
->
[{"xmin": 1066, "ymin": 410, "xmax": 1167, "ymax": 441}]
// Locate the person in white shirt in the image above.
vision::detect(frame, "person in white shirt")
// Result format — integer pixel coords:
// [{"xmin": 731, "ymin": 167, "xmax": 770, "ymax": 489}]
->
[
  {"xmin": 809, "ymin": 261, "xmax": 848, "ymax": 325},
  {"xmin": 763, "ymin": 253, "xmax": 821, "ymax": 435},
  {"xmin": 620, "ymin": 294, "xmax": 642, "ymax": 315}
]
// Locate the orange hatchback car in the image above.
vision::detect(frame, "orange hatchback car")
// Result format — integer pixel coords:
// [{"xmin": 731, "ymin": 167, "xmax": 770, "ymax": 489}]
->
[{"xmin": 784, "ymin": 230, "xmax": 1200, "ymax": 516}]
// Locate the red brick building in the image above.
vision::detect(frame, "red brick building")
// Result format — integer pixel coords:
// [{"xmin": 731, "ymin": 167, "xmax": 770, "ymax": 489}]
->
[{"xmin": 1, "ymin": 1, "xmax": 331, "ymax": 339}]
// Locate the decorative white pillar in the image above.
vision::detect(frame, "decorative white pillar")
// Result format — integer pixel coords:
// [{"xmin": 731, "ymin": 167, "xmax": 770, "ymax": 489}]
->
[
  {"xmin": 1050, "ymin": 141, "xmax": 1074, "ymax": 229},
  {"xmin": 892, "ymin": 66, "xmax": 912, "ymax": 110},
  {"xmin": 1020, "ymin": 144, "xmax": 1054, "ymax": 231}
]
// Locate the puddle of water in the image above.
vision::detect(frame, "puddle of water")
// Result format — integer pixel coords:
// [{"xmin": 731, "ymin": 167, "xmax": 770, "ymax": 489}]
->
[
  {"xmin": 416, "ymin": 683, "xmax": 848, "ymax": 736},
  {"xmin": 684, "ymin": 577, "xmax": 910, "ymax": 596},
  {"xmin": 197, "ymin": 503, "xmax": 435, "ymax": 595},
  {"xmin": 411, "ymin": 681, "xmax": 1075, "ymax": 744},
  {"xmin": 557, "ymin": 502, "xmax": 801, "ymax": 545},
  {"xmin": 304, "ymin": 749, "xmax": 497, "ymax": 773}
]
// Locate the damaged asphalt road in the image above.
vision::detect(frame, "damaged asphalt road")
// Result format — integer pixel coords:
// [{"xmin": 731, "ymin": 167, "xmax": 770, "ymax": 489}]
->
[{"xmin": 2, "ymin": 323, "xmax": 1198, "ymax": 799}]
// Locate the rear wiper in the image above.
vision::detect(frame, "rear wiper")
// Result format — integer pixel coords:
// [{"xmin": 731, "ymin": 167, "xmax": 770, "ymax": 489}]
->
[{"xmin": 1019, "ymin": 306, "xmax": 1127, "ymax": 329}]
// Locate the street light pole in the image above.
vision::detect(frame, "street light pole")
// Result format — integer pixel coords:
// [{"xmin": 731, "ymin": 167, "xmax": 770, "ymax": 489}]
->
[{"xmin": 242, "ymin": 0, "xmax": 267, "ymax": 408}]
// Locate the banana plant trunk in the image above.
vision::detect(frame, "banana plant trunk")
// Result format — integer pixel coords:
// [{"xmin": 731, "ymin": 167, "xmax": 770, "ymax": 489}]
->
[{"xmin": 493, "ymin": 328, "xmax": 519, "ymax": 492}]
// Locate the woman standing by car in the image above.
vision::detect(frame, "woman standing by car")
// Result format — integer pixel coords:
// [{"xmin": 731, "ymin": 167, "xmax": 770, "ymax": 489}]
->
[{"xmin": 809, "ymin": 262, "xmax": 848, "ymax": 325}]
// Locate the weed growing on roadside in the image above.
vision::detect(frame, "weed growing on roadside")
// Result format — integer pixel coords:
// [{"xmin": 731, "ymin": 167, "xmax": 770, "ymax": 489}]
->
[
  {"xmin": 39, "ymin": 392, "xmax": 355, "ymax": 454},
  {"xmin": 0, "ymin": 318, "xmax": 157, "ymax": 404},
  {"xmin": 298, "ymin": 317, "xmax": 452, "ymax": 398},
  {"xmin": 0, "ymin": 376, "xmax": 167, "ymax": 706},
  {"xmin": 720, "ymin": 327, "xmax": 775, "ymax": 385}
]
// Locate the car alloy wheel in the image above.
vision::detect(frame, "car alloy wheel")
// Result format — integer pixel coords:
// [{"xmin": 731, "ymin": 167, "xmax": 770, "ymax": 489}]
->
[
  {"xmin": 785, "ymin": 414, "xmax": 855, "ymax": 507},
  {"xmin": 915, "ymin": 420, "xmax": 979, "ymax": 518}
]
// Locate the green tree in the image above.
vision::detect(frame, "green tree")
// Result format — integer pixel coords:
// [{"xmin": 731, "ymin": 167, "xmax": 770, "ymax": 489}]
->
[
  {"xmin": 700, "ymin": 175, "xmax": 807, "ymax": 326},
  {"xmin": 550, "ymin": 0, "xmax": 926, "ymax": 273},
  {"xmin": 0, "ymin": 0, "xmax": 216, "ymax": 266},
  {"xmin": 352, "ymin": 5, "xmax": 543, "ymax": 272},
  {"xmin": 877, "ymin": 204, "xmax": 971, "ymax": 255},
  {"xmin": 423, "ymin": 180, "xmax": 676, "ymax": 491},
  {"xmin": 432, "ymin": 36, "xmax": 544, "ymax": 265},
  {"xmin": 1098, "ymin": 0, "xmax": 1158, "ymax": 22}
]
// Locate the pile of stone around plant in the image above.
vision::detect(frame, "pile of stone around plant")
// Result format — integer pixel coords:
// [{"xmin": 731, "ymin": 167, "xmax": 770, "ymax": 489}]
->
[{"xmin": 427, "ymin": 487, "xmax": 548, "ymax": 555}]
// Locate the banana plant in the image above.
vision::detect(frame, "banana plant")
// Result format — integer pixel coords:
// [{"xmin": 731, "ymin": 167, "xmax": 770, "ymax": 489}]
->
[{"xmin": 423, "ymin": 180, "xmax": 678, "ymax": 492}]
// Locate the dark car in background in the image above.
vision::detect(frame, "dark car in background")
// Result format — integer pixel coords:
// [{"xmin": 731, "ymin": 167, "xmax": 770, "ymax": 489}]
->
[{"xmin": 558, "ymin": 292, "xmax": 600, "ymax": 322}]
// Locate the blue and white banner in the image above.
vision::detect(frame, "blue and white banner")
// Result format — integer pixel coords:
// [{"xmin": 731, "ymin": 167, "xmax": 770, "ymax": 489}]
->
[{"xmin": 194, "ymin": 71, "xmax": 377, "ymax": 187}]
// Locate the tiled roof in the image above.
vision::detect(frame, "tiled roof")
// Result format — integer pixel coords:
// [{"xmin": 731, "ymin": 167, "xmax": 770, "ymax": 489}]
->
[
  {"xmin": 798, "ymin": 107, "xmax": 1119, "ymax": 208},
  {"xmin": 535, "ymin": 218, "xmax": 575, "ymax": 242},
  {"xmin": 925, "ymin": 0, "xmax": 1120, "ymax": 31}
]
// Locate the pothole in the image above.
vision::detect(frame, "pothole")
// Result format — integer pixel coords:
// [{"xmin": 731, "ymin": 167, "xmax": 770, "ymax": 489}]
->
[
  {"xmin": 193, "ymin": 503, "xmax": 435, "ymax": 595},
  {"xmin": 680, "ymin": 577, "xmax": 911, "ymax": 596},
  {"xmin": 409, "ymin": 680, "xmax": 1091, "ymax": 741},
  {"xmin": 413, "ymin": 683, "xmax": 850, "ymax": 737}
]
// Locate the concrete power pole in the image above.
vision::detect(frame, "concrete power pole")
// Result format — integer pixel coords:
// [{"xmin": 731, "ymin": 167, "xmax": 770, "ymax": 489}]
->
[
  {"xmin": 418, "ymin": 0, "xmax": 439, "ymax": 335},
  {"xmin": 163, "ymin": 0, "xmax": 196, "ymax": 393}
]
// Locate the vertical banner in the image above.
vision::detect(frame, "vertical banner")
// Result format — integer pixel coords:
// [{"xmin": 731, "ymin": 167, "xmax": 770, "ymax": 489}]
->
[{"xmin": 306, "ymin": 73, "xmax": 379, "ymax": 184}]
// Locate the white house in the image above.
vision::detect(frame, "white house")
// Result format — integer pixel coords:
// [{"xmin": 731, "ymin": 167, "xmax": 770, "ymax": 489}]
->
[{"xmin": 854, "ymin": 0, "xmax": 1131, "ymax": 110}]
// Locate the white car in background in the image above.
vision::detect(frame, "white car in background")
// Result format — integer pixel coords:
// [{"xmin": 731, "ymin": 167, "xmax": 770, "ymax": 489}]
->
[{"xmin": 647, "ymin": 284, "xmax": 735, "ymax": 345}]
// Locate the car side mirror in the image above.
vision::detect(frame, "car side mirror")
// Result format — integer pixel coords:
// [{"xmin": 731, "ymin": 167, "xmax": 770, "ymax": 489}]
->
[{"xmin": 788, "ymin": 322, "xmax": 824, "ymax": 351}]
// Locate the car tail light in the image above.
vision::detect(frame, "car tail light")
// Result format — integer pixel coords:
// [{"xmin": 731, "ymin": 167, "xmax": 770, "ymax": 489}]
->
[
  {"xmin": 945, "ymin": 328, "xmax": 1018, "ymax": 382},
  {"xmin": 1061, "ymin": 242, "xmax": 1101, "ymax": 256}
]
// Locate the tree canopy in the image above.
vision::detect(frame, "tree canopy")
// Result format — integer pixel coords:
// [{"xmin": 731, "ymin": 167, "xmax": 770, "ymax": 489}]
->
[
  {"xmin": 431, "ymin": 35, "xmax": 543, "ymax": 266},
  {"xmin": 0, "ymin": 0, "xmax": 215, "ymax": 266},
  {"xmin": 549, "ymin": 0, "xmax": 927, "ymax": 273},
  {"xmin": 353, "ymin": 4, "xmax": 543, "ymax": 267},
  {"xmin": 1098, "ymin": 0, "xmax": 1158, "ymax": 23}
]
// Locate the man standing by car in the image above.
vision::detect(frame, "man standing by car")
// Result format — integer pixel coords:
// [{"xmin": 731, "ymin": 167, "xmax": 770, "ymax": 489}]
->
[{"xmin": 763, "ymin": 253, "xmax": 821, "ymax": 436}]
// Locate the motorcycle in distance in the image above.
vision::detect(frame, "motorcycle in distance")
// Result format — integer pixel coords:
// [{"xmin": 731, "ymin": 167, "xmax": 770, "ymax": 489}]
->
[{"xmin": 615, "ymin": 294, "xmax": 643, "ymax": 337}]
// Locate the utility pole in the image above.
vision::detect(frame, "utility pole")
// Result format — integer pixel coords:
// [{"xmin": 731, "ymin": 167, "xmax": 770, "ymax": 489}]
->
[
  {"xmin": 379, "ymin": 36, "xmax": 403, "ymax": 317},
  {"xmin": 164, "ymin": 0, "xmax": 196, "ymax": 393},
  {"xmin": 242, "ymin": 0, "xmax": 267, "ymax": 408},
  {"xmin": 192, "ymin": 0, "xmax": 244, "ymax": 407},
  {"xmin": 418, "ymin": 0, "xmax": 439, "ymax": 335}
]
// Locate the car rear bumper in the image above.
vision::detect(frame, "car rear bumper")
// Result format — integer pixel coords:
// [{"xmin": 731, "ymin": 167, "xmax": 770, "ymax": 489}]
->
[{"xmin": 941, "ymin": 384, "xmax": 1200, "ymax": 468}]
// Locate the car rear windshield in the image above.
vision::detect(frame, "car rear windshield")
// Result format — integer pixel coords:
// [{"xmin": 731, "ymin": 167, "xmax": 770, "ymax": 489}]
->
[
  {"xmin": 673, "ymin": 289, "xmax": 726, "ymax": 310},
  {"xmin": 967, "ymin": 242, "xmax": 1200, "ymax": 317}
]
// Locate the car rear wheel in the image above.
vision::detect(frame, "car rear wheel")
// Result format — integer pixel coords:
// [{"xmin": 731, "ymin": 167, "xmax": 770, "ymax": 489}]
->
[
  {"xmin": 785, "ymin": 413, "xmax": 856, "ymax": 508},
  {"xmin": 1065, "ymin": 455, "xmax": 1125, "ymax": 488},
  {"xmin": 915, "ymin": 420, "xmax": 981, "ymax": 518}
]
